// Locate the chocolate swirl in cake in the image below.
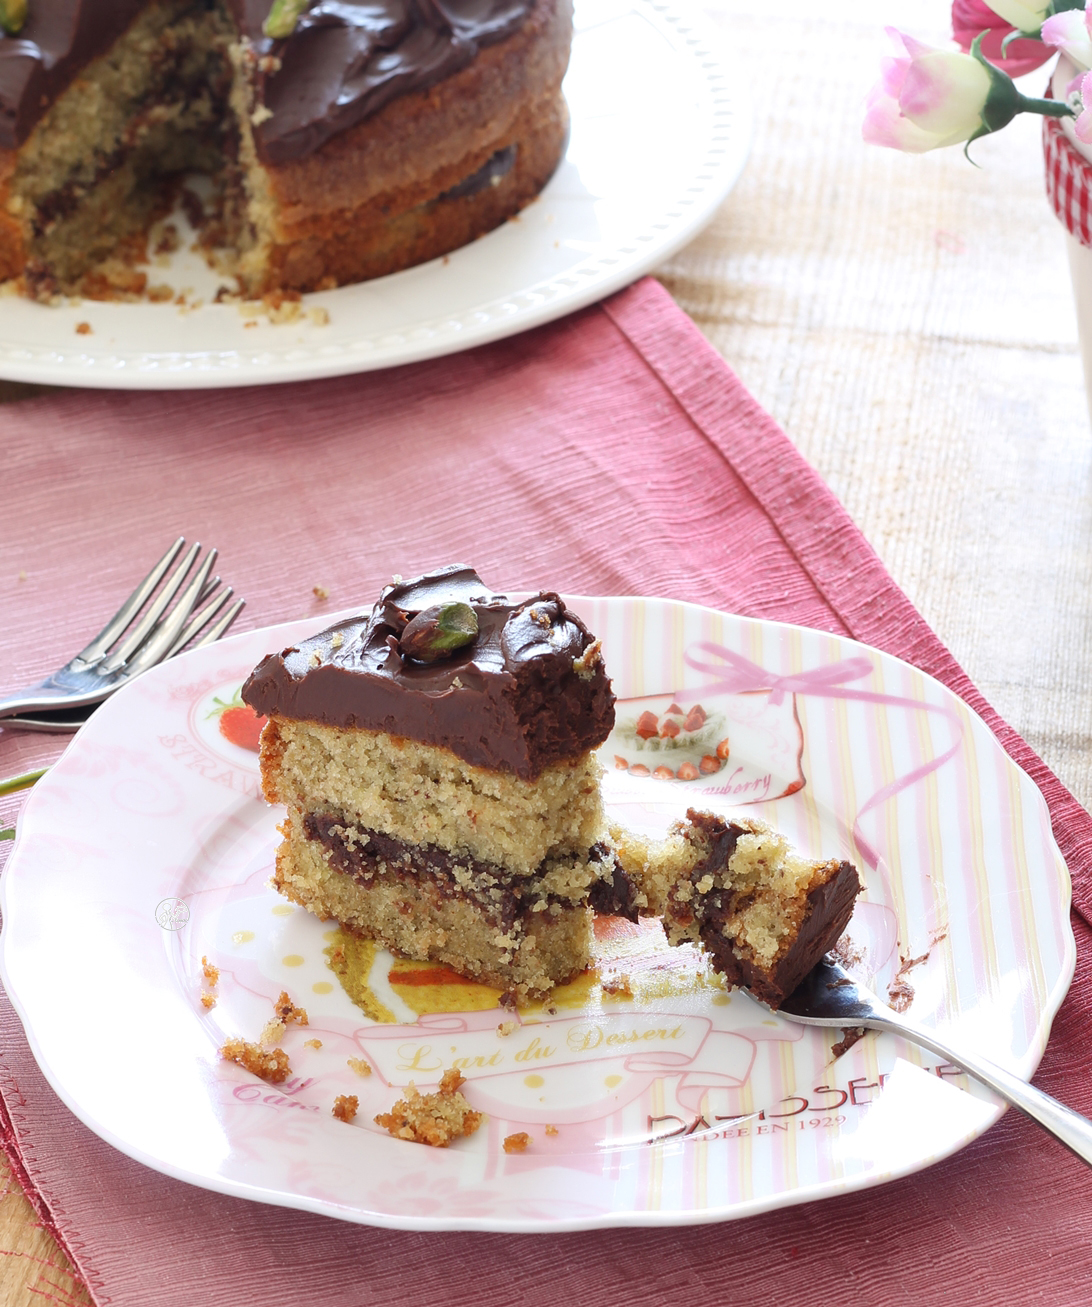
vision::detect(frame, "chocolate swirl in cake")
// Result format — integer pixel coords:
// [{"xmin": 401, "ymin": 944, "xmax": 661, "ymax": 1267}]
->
[
  {"xmin": 242, "ymin": 564, "xmax": 616, "ymax": 780},
  {"xmin": 0, "ymin": 0, "xmax": 535, "ymax": 159}
]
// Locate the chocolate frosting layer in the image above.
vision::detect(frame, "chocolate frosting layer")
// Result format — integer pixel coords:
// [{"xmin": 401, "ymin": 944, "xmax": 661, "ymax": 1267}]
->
[
  {"xmin": 1, "ymin": 0, "xmax": 534, "ymax": 158},
  {"xmin": 243, "ymin": 564, "xmax": 615, "ymax": 780}
]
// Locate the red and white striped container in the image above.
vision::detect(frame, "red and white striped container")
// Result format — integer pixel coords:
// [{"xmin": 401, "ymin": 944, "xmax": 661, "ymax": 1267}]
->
[{"xmin": 1047, "ymin": 57, "xmax": 1092, "ymax": 409}]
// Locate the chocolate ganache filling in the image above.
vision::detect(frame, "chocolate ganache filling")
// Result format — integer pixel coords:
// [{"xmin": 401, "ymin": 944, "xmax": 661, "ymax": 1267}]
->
[
  {"xmin": 304, "ymin": 814, "xmax": 641, "ymax": 928},
  {"xmin": 242, "ymin": 565, "xmax": 616, "ymax": 780},
  {"xmin": 0, "ymin": 0, "xmax": 535, "ymax": 159}
]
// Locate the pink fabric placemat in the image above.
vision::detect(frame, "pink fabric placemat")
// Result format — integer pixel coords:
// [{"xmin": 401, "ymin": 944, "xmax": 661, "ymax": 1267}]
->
[{"xmin": 1, "ymin": 277, "xmax": 1090, "ymax": 1306}]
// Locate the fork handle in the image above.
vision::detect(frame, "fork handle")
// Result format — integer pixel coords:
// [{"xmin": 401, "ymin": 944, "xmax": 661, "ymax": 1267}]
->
[{"xmin": 875, "ymin": 1013, "xmax": 1092, "ymax": 1167}]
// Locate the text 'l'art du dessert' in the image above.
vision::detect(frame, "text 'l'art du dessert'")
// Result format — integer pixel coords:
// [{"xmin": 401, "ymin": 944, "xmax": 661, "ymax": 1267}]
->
[{"xmin": 242, "ymin": 566, "xmax": 641, "ymax": 1001}]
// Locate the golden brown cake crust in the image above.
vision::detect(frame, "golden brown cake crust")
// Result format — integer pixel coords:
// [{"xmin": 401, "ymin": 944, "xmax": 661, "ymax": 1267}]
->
[{"xmin": 260, "ymin": 0, "xmax": 571, "ymax": 220}]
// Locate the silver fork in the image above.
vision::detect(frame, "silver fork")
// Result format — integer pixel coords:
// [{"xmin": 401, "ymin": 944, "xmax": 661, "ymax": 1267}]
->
[
  {"xmin": 0, "ymin": 538, "xmax": 244, "ymax": 734},
  {"xmin": 779, "ymin": 956, "xmax": 1092, "ymax": 1166}
]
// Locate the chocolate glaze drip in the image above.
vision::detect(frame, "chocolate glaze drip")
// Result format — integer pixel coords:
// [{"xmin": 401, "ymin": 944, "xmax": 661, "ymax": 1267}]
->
[
  {"xmin": 304, "ymin": 813, "xmax": 638, "ymax": 929},
  {"xmin": 1, "ymin": 0, "xmax": 534, "ymax": 158},
  {"xmin": 675, "ymin": 810, "xmax": 861, "ymax": 1010},
  {"xmin": 243, "ymin": 564, "xmax": 615, "ymax": 781}
]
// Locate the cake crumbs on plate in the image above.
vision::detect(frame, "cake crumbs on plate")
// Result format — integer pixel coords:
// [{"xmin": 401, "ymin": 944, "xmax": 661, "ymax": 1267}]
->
[
  {"xmin": 259, "ymin": 1018, "xmax": 287, "ymax": 1047},
  {"xmin": 347, "ymin": 1057, "xmax": 372, "ymax": 1077},
  {"xmin": 75, "ymin": 322, "xmax": 91, "ymax": 335},
  {"xmin": 496, "ymin": 1020, "xmax": 518, "ymax": 1037},
  {"xmin": 201, "ymin": 956, "xmax": 220, "ymax": 987},
  {"xmin": 200, "ymin": 992, "xmax": 217, "ymax": 1010},
  {"xmin": 332, "ymin": 1095, "xmax": 359, "ymax": 1122},
  {"xmin": 502, "ymin": 1132, "xmax": 531, "ymax": 1154},
  {"xmin": 313, "ymin": 585, "xmax": 329, "ymax": 601},
  {"xmin": 304, "ymin": 1038, "xmax": 322, "ymax": 1050},
  {"xmin": 544, "ymin": 1124, "xmax": 558, "ymax": 1136},
  {"xmin": 374, "ymin": 1069, "xmax": 483, "ymax": 1147},
  {"xmin": 274, "ymin": 991, "xmax": 309, "ymax": 1025},
  {"xmin": 220, "ymin": 1038, "xmax": 290, "ymax": 1084}
]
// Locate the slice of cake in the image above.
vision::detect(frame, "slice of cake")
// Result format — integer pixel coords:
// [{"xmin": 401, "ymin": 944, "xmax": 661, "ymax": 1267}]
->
[
  {"xmin": 242, "ymin": 565, "xmax": 640, "ymax": 1001},
  {"xmin": 612, "ymin": 810, "xmax": 861, "ymax": 1009}
]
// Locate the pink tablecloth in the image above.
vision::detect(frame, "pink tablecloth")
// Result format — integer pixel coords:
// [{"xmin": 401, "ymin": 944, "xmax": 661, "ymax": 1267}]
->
[{"xmin": 1, "ymin": 278, "xmax": 1090, "ymax": 1306}]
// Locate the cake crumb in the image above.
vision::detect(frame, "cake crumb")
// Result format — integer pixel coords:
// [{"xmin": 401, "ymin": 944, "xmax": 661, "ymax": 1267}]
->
[
  {"xmin": 200, "ymin": 992, "xmax": 217, "ymax": 1010},
  {"xmin": 330, "ymin": 631, "xmax": 344, "ymax": 650},
  {"xmin": 497, "ymin": 1021, "xmax": 518, "ymax": 1037},
  {"xmin": 332, "ymin": 1094, "xmax": 359, "ymax": 1122},
  {"xmin": 308, "ymin": 651, "xmax": 322, "ymax": 668},
  {"xmin": 503, "ymin": 1132, "xmax": 531, "ymax": 1153},
  {"xmin": 545, "ymin": 1124, "xmax": 559, "ymax": 1136},
  {"xmin": 154, "ymin": 223, "xmax": 181, "ymax": 255},
  {"xmin": 573, "ymin": 639, "xmax": 603, "ymax": 680},
  {"xmin": 202, "ymin": 956, "xmax": 220, "ymax": 987},
  {"xmin": 307, "ymin": 307, "xmax": 330, "ymax": 326},
  {"xmin": 251, "ymin": 104, "xmax": 274, "ymax": 126},
  {"xmin": 259, "ymin": 1018, "xmax": 287, "ymax": 1047},
  {"xmin": 75, "ymin": 322, "xmax": 91, "ymax": 335},
  {"xmin": 304, "ymin": 1038, "xmax": 322, "ymax": 1050},
  {"xmin": 830, "ymin": 1027, "xmax": 866, "ymax": 1059},
  {"xmin": 374, "ymin": 1068, "xmax": 483, "ymax": 1147},
  {"xmin": 601, "ymin": 973, "xmax": 633, "ymax": 997},
  {"xmin": 347, "ymin": 1057, "xmax": 372, "ymax": 1078},
  {"xmin": 220, "ymin": 1038, "xmax": 290, "ymax": 1084},
  {"xmin": 274, "ymin": 991, "xmax": 309, "ymax": 1025},
  {"xmin": 313, "ymin": 585, "xmax": 329, "ymax": 600}
]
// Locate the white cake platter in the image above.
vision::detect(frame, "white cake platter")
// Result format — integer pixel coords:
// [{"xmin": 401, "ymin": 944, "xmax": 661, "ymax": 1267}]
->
[{"xmin": 0, "ymin": 0, "xmax": 750, "ymax": 389}]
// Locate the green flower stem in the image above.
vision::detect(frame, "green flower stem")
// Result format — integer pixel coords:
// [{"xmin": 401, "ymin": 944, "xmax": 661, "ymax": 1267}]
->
[
  {"xmin": 1018, "ymin": 95, "xmax": 1075, "ymax": 118},
  {"xmin": 0, "ymin": 767, "xmax": 48, "ymax": 798}
]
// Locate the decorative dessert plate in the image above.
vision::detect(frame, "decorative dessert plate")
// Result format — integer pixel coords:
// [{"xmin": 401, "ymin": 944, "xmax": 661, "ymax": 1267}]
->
[
  {"xmin": 0, "ymin": 0, "xmax": 749, "ymax": 390},
  {"xmin": 0, "ymin": 598, "xmax": 1075, "ymax": 1231}
]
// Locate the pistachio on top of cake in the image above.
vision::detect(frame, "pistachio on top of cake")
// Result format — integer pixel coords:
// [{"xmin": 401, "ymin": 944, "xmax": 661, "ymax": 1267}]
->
[{"xmin": 0, "ymin": 0, "xmax": 27, "ymax": 36}]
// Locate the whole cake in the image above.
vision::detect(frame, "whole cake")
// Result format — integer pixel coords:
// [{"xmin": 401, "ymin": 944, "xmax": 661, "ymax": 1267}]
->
[
  {"xmin": 0, "ymin": 0, "xmax": 572, "ymax": 300},
  {"xmin": 242, "ymin": 565, "xmax": 641, "ymax": 1000}
]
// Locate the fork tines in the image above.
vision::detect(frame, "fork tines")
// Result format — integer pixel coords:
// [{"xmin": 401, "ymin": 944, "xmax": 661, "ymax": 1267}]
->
[{"xmin": 75, "ymin": 538, "xmax": 243, "ymax": 678}]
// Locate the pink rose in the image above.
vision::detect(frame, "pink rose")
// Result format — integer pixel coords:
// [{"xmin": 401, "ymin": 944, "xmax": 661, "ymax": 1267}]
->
[
  {"xmin": 1077, "ymin": 69, "xmax": 1092, "ymax": 139},
  {"xmin": 864, "ymin": 29, "xmax": 995, "ymax": 153},
  {"xmin": 1042, "ymin": 6, "xmax": 1092, "ymax": 71},
  {"xmin": 951, "ymin": 0, "xmax": 1053, "ymax": 76}
]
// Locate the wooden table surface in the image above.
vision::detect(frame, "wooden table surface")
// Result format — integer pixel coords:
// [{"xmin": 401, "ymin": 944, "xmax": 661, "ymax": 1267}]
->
[{"xmin": 1, "ymin": 1, "xmax": 1088, "ymax": 1301}]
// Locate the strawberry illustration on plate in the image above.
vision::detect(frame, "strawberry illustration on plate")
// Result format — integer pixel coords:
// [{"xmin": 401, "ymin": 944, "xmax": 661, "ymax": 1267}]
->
[{"xmin": 207, "ymin": 690, "xmax": 267, "ymax": 752}]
